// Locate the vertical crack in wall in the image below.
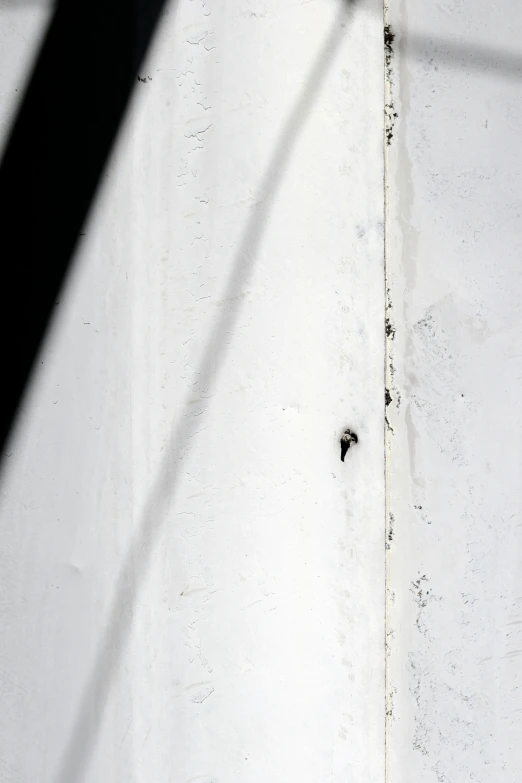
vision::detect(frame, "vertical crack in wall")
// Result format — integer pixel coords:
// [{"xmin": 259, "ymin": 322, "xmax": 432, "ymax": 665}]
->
[{"xmin": 383, "ymin": 3, "xmax": 395, "ymax": 782}]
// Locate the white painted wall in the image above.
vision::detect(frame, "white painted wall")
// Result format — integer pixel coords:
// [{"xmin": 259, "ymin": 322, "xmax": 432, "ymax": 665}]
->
[
  {"xmin": 386, "ymin": 1, "xmax": 522, "ymax": 780},
  {"xmin": 5, "ymin": 0, "xmax": 521, "ymax": 780},
  {"xmin": 0, "ymin": 1, "xmax": 384, "ymax": 781}
]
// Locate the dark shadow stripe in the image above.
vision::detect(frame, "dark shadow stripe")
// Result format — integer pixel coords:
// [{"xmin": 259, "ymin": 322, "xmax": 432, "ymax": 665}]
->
[
  {"xmin": 0, "ymin": 0, "xmax": 169, "ymax": 459},
  {"xmin": 53, "ymin": 3, "xmax": 356, "ymax": 780}
]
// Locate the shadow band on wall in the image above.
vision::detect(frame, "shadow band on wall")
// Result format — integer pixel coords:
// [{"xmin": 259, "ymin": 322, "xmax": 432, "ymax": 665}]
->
[
  {"xmin": 0, "ymin": 0, "xmax": 170, "ymax": 461},
  {"xmin": 53, "ymin": 2, "xmax": 357, "ymax": 781}
]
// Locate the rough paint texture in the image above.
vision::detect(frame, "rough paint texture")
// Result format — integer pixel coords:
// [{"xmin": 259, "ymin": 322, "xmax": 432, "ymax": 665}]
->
[
  {"xmin": 3, "ymin": 0, "xmax": 520, "ymax": 780},
  {"xmin": 386, "ymin": 1, "xmax": 522, "ymax": 781}
]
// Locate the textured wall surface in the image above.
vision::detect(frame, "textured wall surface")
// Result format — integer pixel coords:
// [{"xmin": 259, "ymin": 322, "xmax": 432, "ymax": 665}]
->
[
  {"xmin": 386, "ymin": 1, "xmax": 522, "ymax": 780},
  {"xmin": 0, "ymin": 1, "xmax": 384, "ymax": 781},
  {"xmin": 3, "ymin": 0, "xmax": 521, "ymax": 780}
]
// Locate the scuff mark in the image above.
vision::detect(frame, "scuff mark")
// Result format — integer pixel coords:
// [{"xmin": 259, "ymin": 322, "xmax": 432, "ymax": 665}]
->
[{"xmin": 191, "ymin": 686, "xmax": 215, "ymax": 704}]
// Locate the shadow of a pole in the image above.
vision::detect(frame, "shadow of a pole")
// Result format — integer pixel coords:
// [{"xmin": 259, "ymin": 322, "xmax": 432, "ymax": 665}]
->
[
  {"xmin": 53, "ymin": 3, "xmax": 356, "ymax": 781},
  {"xmin": 0, "ymin": 0, "xmax": 170, "ymax": 463}
]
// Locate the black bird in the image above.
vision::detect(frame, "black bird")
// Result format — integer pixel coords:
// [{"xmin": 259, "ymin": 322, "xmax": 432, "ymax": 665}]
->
[{"xmin": 340, "ymin": 428, "xmax": 358, "ymax": 462}]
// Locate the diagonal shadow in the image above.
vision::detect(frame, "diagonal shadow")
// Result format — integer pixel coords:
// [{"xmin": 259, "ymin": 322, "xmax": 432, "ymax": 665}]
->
[
  {"xmin": 53, "ymin": 2, "xmax": 356, "ymax": 781},
  {"xmin": 2, "ymin": 0, "xmax": 521, "ymax": 469},
  {"xmin": 0, "ymin": 0, "xmax": 170, "ymax": 463}
]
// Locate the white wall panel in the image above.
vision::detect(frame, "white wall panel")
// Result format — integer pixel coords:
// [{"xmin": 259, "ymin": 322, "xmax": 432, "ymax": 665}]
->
[
  {"xmin": 386, "ymin": 2, "xmax": 522, "ymax": 780},
  {"xmin": 0, "ymin": 1, "xmax": 384, "ymax": 781}
]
